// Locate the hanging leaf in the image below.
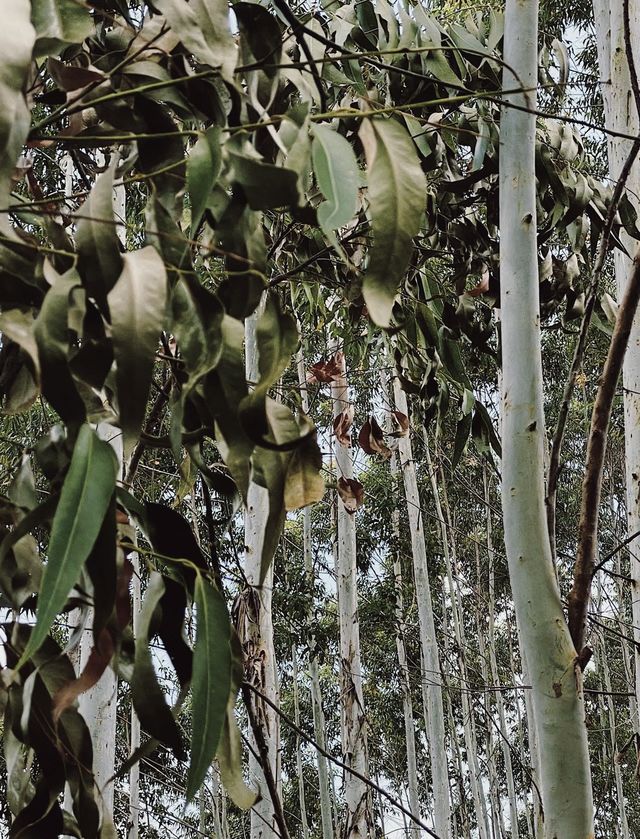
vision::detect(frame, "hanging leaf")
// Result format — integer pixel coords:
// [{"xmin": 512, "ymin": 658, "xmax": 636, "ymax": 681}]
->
[
  {"xmin": 239, "ymin": 296, "xmax": 299, "ymax": 445},
  {"xmin": 188, "ymin": 126, "xmax": 222, "ymax": 235},
  {"xmin": 307, "ymin": 355, "xmax": 343, "ymax": 383},
  {"xmin": 171, "ymin": 274, "xmax": 224, "ymax": 393},
  {"xmin": 76, "ymin": 159, "xmax": 123, "ymax": 313},
  {"xmin": 107, "ymin": 246, "xmax": 168, "ymax": 459},
  {"xmin": 33, "ymin": 264, "xmax": 86, "ymax": 423},
  {"xmin": 186, "ymin": 574, "xmax": 232, "ymax": 800},
  {"xmin": 235, "ymin": 2, "xmax": 282, "ymax": 109},
  {"xmin": 130, "ymin": 573, "xmax": 185, "ymax": 757},
  {"xmin": 359, "ymin": 118, "xmax": 425, "ymax": 326},
  {"xmin": 31, "ymin": 0, "xmax": 93, "ymax": 57},
  {"xmin": 312, "ymin": 124, "xmax": 361, "ymax": 246},
  {"xmin": 152, "ymin": 0, "xmax": 236, "ymax": 81},
  {"xmin": 17, "ymin": 426, "xmax": 118, "ymax": 667},
  {"xmin": 284, "ymin": 432, "xmax": 325, "ymax": 510},
  {"xmin": 333, "ymin": 405, "xmax": 354, "ymax": 446},
  {"xmin": 358, "ymin": 416, "xmax": 391, "ymax": 458},
  {"xmin": 228, "ymin": 149, "xmax": 301, "ymax": 210},
  {"xmin": 0, "ymin": 308, "xmax": 41, "ymax": 391},
  {"xmin": 337, "ymin": 477, "xmax": 364, "ymax": 513}
]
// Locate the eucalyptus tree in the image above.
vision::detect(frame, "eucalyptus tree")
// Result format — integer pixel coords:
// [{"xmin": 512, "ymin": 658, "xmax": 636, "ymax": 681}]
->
[{"xmin": 0, "ymin": 0, "xmax": 634, "ymax": 837}]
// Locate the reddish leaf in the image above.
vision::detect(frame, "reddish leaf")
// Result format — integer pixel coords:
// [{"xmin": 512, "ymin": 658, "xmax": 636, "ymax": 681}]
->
[
  {"xmin": 358, "ymin": 418, "xmax": 374, "ymax": 453},
  {"xmin": 337, "ymin": 477, "xmax": 364, "ymax": 513},
  {"xmin": 307, "ymin": 353, "xmax": 343, "ymax": 384},
  {"xmin": 390, "ymin": 410, "xmax": 410, "ymax": 437},
  {"xmin": 358, "ymin": 415, "xmax": 392, "ymax": 459},
  {"xmin": 333, "ymin": 404, "xmax": 354, "ymax": 446}
]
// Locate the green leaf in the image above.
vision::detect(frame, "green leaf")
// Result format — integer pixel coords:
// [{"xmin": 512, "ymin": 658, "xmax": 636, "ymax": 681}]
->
[
  {"xmin": 312, "ymin": 124, "xmax": 361, "ymax": 245},
  {"xmin": 76, "ymin": 160, "xmax": 123, "ymax": 313},
  {"xmin": 131, "ymin": 573, "xmax": 184, "ymax": 757},
  {"xmin": 171, "ymin": 274, "xmax": 224, "ymax": 392},
  {"xmin": 152, "ymin": 0, "xmax": 236, "ymax": 81},
  {"xmin": 30, "ymin": 0, "xmax": 93, "ymax": 57},
  {"xmin": 217, "ymin": 710, "xmax": 258, "ymax": 810},
  {"xmin": 17, "ymin": 426, "xmax": 117, "ymax": 667},
  {"xmin": 33, "ymin": 264, "xmax": 86, "ymax": 423},
  {"xmin": 228, "ymin": 150, "xmax": 301, "ymax": 210},
  {"xmin": 204, "ymin": 316, "xmax": 254, "ymax": 499},
  {"xmin": 452, "ymin": 411, "xmax": 473, "ymax": 470},
  {"xmin": 0, "ymin": 2, "xmax": 35, "ymax": 234},
  {"xmin": 239, "ymin": 296, "xmax": 299, "ymax": 444},
  {"xmin": 107, "ymin": 246, "xmax": 168, "ymax": 459},
  {"xmin": 359, "ymin": 118, "xmax": 425, "ymax": 326},
  {"xmin": 188, "ymin": 126, "xmax": 222, "ymax": 235},
  {"xmin": 186, "ymin": 574, "xmax": 232, "ymax": 800},
  {"xmin": 284, "ymin": 432, "xmax": 325, "ymax": 510},
  {"xmin": 0, "ymin": 308, "xmax": 41, "ymax": 388},
  {"xmin": 235, "ymin": 2, "xmax": 282, "ymax": 109},
  {"xmin": 216, "ymin": 629, "xmax": 257, "ymax": 809}
]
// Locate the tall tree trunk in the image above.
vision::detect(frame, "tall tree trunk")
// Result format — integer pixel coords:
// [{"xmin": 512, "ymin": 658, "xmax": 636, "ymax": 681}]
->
[
  {"xmin": 128, "ymin": 554, "xmax": 141, "ymax": 839},
  {"xmin": 292, "ymin": 644, "xmax": 310, "ymax": 839},
  {"xmin": 383, "ymin": 367, "xmax": 421, "ymax": 837},
  {"xmin": 392, "ymin": 379, "xmax": 451, "ymax": 838},
  {"xmin": 331, "ymin": 348, "xmax": 372, "ymax": 838},
  {"xmin": 244, "ymin": 303, "xmax": 281, "ymax": 839},
  {"xmin": 484, "ymin": 470, "xmax": 520, "ymax": 839},
  {"xmin": 500, "ymin": 0, "xmax": 594, "ymax": 832},
  {"xmin": 296, "ymin": 349, "xmax": 335, "ymax": 839},
  {"xmin": 389, "ymin": 449, "xmax": 421, "ymax": 839},
  {"xmin": 428, "ymin": 449, "xmax": 489, "ymax": 839},
  {"xmin": 593, "ymin": 0, "xmax": 640, "ymax": 746}
]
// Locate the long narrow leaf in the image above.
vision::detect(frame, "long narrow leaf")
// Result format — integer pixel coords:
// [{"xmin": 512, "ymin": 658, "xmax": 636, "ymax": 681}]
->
[
  {"xmin": 18, "ymin": 426, "xmax": 117, "ymax": 667},
  {"xmin": 186, "ymin": 574, "xmax": 232, "ymax": 800}
]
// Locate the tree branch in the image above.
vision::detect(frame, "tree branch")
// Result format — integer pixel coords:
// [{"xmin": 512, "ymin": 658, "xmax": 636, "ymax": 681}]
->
[
  {"xmin": 241, "ymin": 683, "xmax": 292, "ymax": 839},
  {"xmin": 569, "ymin": 245, "xmax": 640, "ymax": 653}
]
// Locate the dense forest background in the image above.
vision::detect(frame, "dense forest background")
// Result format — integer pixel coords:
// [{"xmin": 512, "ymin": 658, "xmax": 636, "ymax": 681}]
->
[{"xmin": 0, "ymin": 0, "xmax": 639, "ymax": 837}]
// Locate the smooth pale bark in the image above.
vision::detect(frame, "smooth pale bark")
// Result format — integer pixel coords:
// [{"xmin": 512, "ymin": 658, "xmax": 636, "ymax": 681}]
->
[
  {"xmin": 474, "ymin": 545, "xmax": 505, "ymax": 839},
  {"xmin": 244, "ymin": 304, "xmax": 280, "ymax": 839},
  {"xmin": 500, "ymin": 1, "xmax": 594, "ymax": 834},
  {"xmin": 429, "ymin": 453, "xmax": 489, "ymax": 839},
  {"xmin": 392, "ymin": 381, "xmax": 451, "ymax": 838},
  {"xmin": 389, "ymin": 446, "xmax": 421, "ymax": 838},
  {"xmin": 296, "ymin": 350, "xmax": 335, "ymax": 839},
  {"xmin": 331, "ymin": 350, "xmax": 373, "ymax": 838},
  {"xmin": 292, "ymin": 645, "xmax": 310, "ymax": 839},
  {"xmin": 593, "ymin": 0, "xmax": 640, "ymax": 744},
  {"xmin": 484, "ymin": 472, "xmax": 519, "ymax": 839}
]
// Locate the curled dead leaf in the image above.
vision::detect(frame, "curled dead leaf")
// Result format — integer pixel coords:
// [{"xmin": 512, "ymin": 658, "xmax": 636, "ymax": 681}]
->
[
  {"xmin": 333, "ymin": 403, "xmax": 354, "ymax": 446},
  {"xmin": 358, "ymin": 415, "xmax": 392, "ymax": 459},
  {"xmin": 337, "ymin": 477, "xmax": 364, "ymax": 513},
  {"xmin": 390, "ymin": 410, "xmax": 409, "ymax": 437},
  {"xmin": 307, "ymin": 353, "xmax": 344, "ymax": 384}
]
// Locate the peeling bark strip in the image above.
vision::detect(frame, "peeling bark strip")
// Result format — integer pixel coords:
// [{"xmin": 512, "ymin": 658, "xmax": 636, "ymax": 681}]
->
[
  {"xmin": 499, "ymin": 0, "xmax": 595, "ymax": 833},
  {"xmin": 570, "ymin": 246, "xmax": 640, "ymax": 652}
]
